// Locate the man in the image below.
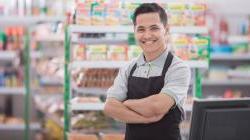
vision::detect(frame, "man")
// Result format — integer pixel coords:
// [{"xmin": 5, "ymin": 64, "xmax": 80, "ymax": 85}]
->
[{"xmin": 104, "ymin": 3, "xmax": 191, "ymax": 140}]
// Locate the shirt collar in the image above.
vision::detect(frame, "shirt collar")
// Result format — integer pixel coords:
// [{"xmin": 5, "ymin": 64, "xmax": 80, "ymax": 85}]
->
[{"xmin": 136, "ymin": 48, "xmax": 170, "ymax": 67}]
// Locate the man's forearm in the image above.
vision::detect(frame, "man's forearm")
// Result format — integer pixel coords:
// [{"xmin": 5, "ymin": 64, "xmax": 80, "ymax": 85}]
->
[
  {"xmin": 123, "ymin": 97, "xmax": 156, "ymax": 117},
  {"xmin": 123, "ymin": 93, "xmax": 175, "ymax": 118},
  {"xmin": 104, "ymin": 98, "xmax": 161, "ymax": 124}
]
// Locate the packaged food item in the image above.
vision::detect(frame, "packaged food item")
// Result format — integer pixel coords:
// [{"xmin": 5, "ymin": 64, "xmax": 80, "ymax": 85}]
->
[
  {"xmin": 91, "ymin": 1, "xmax": 106, "ymax": 25},
  {"xmin": 73, "ymin": 44, "xmax": 86, "ymax": 60},
  {"xmin": 107, "ymin": 44, "xmax": 127, "ymax": 61},
  {"xmin": 68, "ymin": 133, "xmax": 98, "ymax": 140},
  {"xmin": 76, "ymin": 1, "xmax": 92, "ymax": 25},
  {"xmin": 105, "ymin": 0, "xmax": 121, "ymax": 25},
  {"xmin": 120, "ymin": 2, "xmax": 139, "ymax": 25},
  {"xmin": 167, "ymin": 3, "xmax": 187, "ymax": 26},
  {"xmin": 188, "ymin": 3, "xmax": 206, "ymax": 26},
  {"xmin": 100, "ymin": 133, "xmax": 125, "ymax": 140},
  {"xmin": 86, "ymin": 44, "xmax": 107, "ymax": 60},
  {"xmin": 128, "ymin": 45, "xmax": 142, "ymax": 60},
  {"xmin": 231, "ymin": 43, "xmax": 248, "ymax": 54},
  {"xmin": 191, "ymin": 36, "xmax": 209, "ymax": 60},
  {"xmin": 171, "ymin": 35, "xmax": 190, "ymax": 60}
]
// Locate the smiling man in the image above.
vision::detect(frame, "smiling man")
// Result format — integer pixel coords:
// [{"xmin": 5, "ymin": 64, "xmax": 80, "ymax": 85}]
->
[{"xmin": 104, "ymin": 3, "xmax": 191, "ymax": 140}]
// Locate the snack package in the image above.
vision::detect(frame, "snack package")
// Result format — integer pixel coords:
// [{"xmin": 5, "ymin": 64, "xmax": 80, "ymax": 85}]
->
[
  {"xmin": 128, "ymin": 45, "xmax": 142, "ymax": 60},
  {"xmin": 167, "ymin": 3, "xmax": 187, "ymax": 26},
  {"xmin": 105, "ymin": 0, "xmax": 121, "ymax": 25},
  {"xmin": 68, "ymin": 133, "xmax": 98, "ymax": 140},
  {"xmin": 91, "ymin": 1, "xmax": 106, "ymax": 25},
  {"xmin": 76, "ymin": 1, "xmax": 92, "ymax": 25},
  {"xmin": 86, "ymin": 44, "xmax": 107, "ymax": 60},
  {"xmin": 73, "ymin": 44, "xmax": 86, "ymax": 61},
  {"xmin": 188, "ymin": 3, "xmax": 206, "ymax": 26},
  {"xmin": 191, "ymin": 36, "xmax": 209, "ymax": 60},
  {"xmin": 107, "ymin": 44, "xmax": 127, "ymax": 61},
  {"xmin": 120, "ymin": 2, "xmax": 140, "ymax": 25},
  {"xmin": 171, "ymin": 35, "xmax": 190, "ymax": 60}
]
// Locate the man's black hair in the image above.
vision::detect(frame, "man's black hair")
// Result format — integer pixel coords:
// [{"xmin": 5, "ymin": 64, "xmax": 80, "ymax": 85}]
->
[{"xmin": 132, "ymin": 3, "xmax": 168, "ymax": 26}]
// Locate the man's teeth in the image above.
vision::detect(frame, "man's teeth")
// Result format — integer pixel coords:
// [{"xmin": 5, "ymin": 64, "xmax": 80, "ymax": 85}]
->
[{"xmin": 143, "ymin": 41, "xmax": 154, "ymax": 45}]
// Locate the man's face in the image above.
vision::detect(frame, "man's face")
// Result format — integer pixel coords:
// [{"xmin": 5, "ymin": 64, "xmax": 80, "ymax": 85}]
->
[{"xmin": 134, "ymin": 12, "xmax": 168, "ymax": 55}]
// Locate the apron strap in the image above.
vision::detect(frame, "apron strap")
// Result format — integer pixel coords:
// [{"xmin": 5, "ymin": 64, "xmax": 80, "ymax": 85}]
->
[
  {"xmin": 129, "ymin": 63, "xmax": 137, "ymax": 77},
  {"xmin": 161, "ymin": 52, "xmax": 173, "ymax": 78}
]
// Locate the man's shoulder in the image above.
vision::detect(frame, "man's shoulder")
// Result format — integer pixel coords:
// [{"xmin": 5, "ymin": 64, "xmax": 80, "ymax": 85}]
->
[
  {"xmin": 169, "ymin": 54, "xmax": 191, "ymax": 71},
  {"xmin": 119, "ymin": 57, "xmax": 138, "ymax": 76}
]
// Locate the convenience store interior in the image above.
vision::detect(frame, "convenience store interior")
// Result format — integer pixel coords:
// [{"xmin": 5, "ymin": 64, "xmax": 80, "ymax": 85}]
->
[{"xmin": 0, "ymin": 0, "xmax": 250, "ymax": 140}]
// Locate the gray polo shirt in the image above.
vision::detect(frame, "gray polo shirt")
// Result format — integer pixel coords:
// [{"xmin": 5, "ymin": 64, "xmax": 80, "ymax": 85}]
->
[{"xmin": 106, "ymin": 49, "xmax": 191, "ymax": 113}]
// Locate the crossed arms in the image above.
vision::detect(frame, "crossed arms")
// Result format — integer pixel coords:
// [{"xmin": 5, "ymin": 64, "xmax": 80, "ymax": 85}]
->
[{"xmin": 104, "ymin": 93, "xmax": 175, "ymax": 124}]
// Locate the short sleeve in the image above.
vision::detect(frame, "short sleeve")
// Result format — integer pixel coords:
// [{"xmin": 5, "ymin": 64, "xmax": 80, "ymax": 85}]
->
[
  {"xmin": 160, "ymin": 59, "xmax": 191, "ymax": 107},
  {"xmin": 106, "ymin": 60, "xmax": 136, "ymax": 101}
]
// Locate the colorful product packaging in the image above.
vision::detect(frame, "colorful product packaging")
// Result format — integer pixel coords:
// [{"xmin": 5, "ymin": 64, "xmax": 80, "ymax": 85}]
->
[
  {"xmin": 107, "ymin": 44, "xmax": 127, "ymax": 61},
  {"xmin": 128, "ymin": 45, "xmax": 142, "ymax": 60},
  {"xmin": 91, "ymin": 1, "xmax": 106, "ymax": 25},
  {"xmin": 86, "ymin": 44, "xmax": 107, "ymax": 60},
  {"xmin": 76, "ymin": 1, "xmax": 92, "ymax": 25},
  {"xmin": 104, "ymin": 0, "xmax": 121, "ymax": 25},
  {"xmin": 167, "ymin": 3, "xmax": 187, "ymax": 26},
  {"xmin": 171, "ymin": 35, "xmax": 190, "ymax": 60},
  {"xmin": 191, "ymin": 36, "xmax": 209, "ymax": 60},
  {"xmin": 188, "ymin": 3, "xmax": 206, "ymax": 26}
]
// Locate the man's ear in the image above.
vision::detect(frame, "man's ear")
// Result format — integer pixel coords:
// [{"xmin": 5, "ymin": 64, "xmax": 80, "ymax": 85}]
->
[{"xmin": 165, "ymin": 25, "xmax": 169, "ymax": 35}]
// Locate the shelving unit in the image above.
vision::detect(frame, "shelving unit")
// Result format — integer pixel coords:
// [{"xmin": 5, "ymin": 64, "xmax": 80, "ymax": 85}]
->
[
  {"xmin": 203, "ymin": 79, "xmax": 250, "ymax": 86},
  {"xmin": 71, "ymin": 60, "xmax": 209, "ymax": 69},
  {"xmin": 0, "ymin": 16, "xmax": 65, "ymax": 27},
  {"xmin": 0, "ymin": 51, "xmax": 18, "ymax": 65},
  {"xmin": 227, "ymin": 35, "xmax": 249, "ymax": 44},
  {"xmin": 64, "ymin": 24, "xmax": 210, "ymax": 139},
  {"xmin": 69, "ymin": 25, "xmax": 208, "ymax": 34},
  {"xmin": 0, "ymin": 123, "xmax": 41, "ymax": 131},
  {"xmin": 0, "ymin": 87, "xmax": 25, "ymax": 95},
  {"xmin": 0, "ymin": 15, "xmax": 65, "ymax": 140},
  {"xmin": 211, "ymin": 53, "xmax": 250, "ymax": 61}
]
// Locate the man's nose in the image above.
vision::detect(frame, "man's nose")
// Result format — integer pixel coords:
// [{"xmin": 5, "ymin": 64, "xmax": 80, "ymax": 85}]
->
[{"xmin": 142, "ymin": 30, "xmax": 152, "ymax": 39}]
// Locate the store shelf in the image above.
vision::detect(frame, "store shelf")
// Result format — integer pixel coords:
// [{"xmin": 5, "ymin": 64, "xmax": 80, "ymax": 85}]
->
[
  {"xmin": 35, "ymin": 34, "xmax": 64, "ymax": 42},
  {"xmin": 73, "ymin": 38, "xmax": 128, "ymax": 44},
  {"xmin": 227, "ymin": 71, "xmax": 250, "ymax": 79},
  {"xmin": 31, "ymin": 51, "xmax": 42, "ymax": 59},
  {"xmin": 0, "ymin": 123, "xmax": 41, "ymax": 130},
  {"xmin": 71, "ymin": 60, "xmax": 208, "ymax": 69},
  {"xmin": 211, "ymin": 53, "xmax": 250, "ymax": 61},
  {"xmin": 203, "ymin": 79, "xmax": 250, "ymax": 86},
  {"xmin": 69, "ymin": 25, "xmax": 133, "ymax": 33},
  {"xmin": 0, "ymin": 87, "xmax": 25, "ymax": 95},
  {"xmin": 71, "ymin": 61, "xmax": 128, "ymax": 69},
  {"xmin": 69, "ymin": 25, "xmax": 208, "ymax": 34},
  {"xmin": 227, "ymin": 35, "xmax": 249, "ymax": 44},
  {"xmin": 0, "ymin": 16, "xmax": 65, "ymax": 26},
  {"xmin": 0, "ymin": 51, "xmax": 17, "ymax": 62},
  {"xmin": 170, "ymin": 26, "xmax": 208, "ymax": 34},
  {"xmin": 71, "ymin": 102, "xmax": 192, "ymax": 112},
  {"xmin": 73, "ymin": 87, "xmax": 107, "ymax": 96},
  {"xmin": 185, "ymin": 60, "xmax": 209, "ymax": 68},
  {"xmin": 70, "ymin": 103, "xmax": 105, "ymax": 111},
  {"xmin": 40, "ymin": 77, "xmax": 63, "ymax": 86}
]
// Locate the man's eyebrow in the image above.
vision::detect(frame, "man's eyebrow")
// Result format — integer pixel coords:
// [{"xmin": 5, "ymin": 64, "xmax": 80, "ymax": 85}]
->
[
  {"xmin": 137, "ymin": 26, "xmax": 145, "ymax": 29},
  {"xmin": 149, "ymin": 25, "xmax": 159, "ymax": 28}
]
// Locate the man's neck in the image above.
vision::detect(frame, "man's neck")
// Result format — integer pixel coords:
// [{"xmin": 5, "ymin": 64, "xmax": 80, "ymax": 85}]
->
[{"xmin": 144, "ymin": 47, "xmax": 167, "ymax": 62}]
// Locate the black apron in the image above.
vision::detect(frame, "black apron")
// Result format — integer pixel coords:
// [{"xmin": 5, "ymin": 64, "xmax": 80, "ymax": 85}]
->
[{"xmin": 125, "ymin": 52, "xmax": 182, "ymax": 140}]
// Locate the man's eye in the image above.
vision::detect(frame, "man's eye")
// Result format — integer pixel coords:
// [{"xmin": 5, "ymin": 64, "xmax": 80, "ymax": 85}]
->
[
  {"xmin": 151, "ymin": 27, "xmax": 159, "ymax": 31},
  {"xmin": 137, "ymin": 29, "xmax": 144, "ymax": 32}
]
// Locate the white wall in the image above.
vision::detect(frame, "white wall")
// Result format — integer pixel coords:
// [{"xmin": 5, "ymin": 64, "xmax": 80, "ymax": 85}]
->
[{"xmin": 208, "ymin": 0, "xmax": 250, "ymax": 15}]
